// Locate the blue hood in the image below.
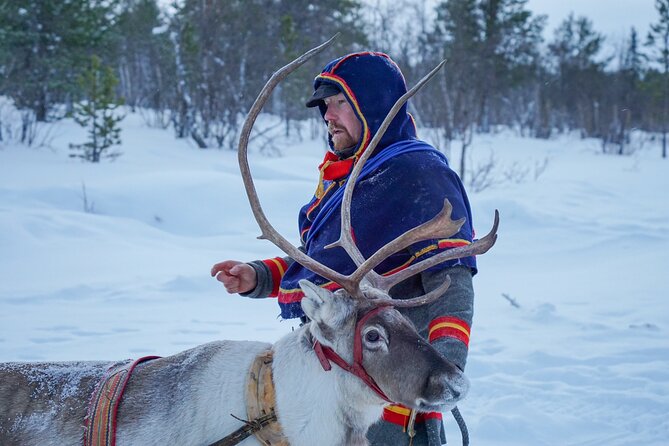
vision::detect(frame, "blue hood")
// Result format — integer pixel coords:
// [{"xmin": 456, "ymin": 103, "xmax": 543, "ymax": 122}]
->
[{"xmin": 313, "ymin": 52, "xmax": 418, "ymax": 158}]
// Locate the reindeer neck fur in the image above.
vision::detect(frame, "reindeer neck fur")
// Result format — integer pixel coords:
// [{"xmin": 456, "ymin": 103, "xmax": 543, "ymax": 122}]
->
[{"xmin": 271, "ymin": 321, "xmax": 385, "ymax": 446}]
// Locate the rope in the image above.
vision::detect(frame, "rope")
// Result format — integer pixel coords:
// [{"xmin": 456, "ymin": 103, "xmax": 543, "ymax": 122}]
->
[{"xmin": 451, "ymin": 406, "xmax": 469, "ymax": 446}]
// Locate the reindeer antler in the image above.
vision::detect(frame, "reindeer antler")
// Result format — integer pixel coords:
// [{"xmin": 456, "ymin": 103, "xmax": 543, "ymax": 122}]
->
[
  {"xmin": 325, "ymin": 60, "xmax": 448, "ymax": 283},
  {"xmin": 238, "ymin": 36, "xmax": 498, "ymax": 303},
  {"xmin": 238, "ymin": 35, "xmax": 359, "ymax": 296}
]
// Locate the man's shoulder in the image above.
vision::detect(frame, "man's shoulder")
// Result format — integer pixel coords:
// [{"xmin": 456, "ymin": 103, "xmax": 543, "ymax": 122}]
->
[{"xmin": 379, "ymin": 140, "xmax": 451, "ymax": 172}]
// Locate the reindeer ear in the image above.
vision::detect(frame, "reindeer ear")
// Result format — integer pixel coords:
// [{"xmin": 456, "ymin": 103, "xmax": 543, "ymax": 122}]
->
[{"xmin": 299, "ymin": 279, "xmax": 333, "ymax": 324}]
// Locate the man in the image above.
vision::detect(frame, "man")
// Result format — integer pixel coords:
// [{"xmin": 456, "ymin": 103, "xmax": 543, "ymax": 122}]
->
[{"xmin": 211, "ymin": 52, "xmax": 476, "ymax": 446}]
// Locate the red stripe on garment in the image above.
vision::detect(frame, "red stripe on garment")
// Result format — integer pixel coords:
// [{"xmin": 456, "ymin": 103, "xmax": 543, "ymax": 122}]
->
[
  {"xmin": 382, "ymin": 405, "xmax": 443, "ymax": 429},
  {"xmin": 278, "ymin": 281, "xmax": 341, "ymax": 304},
  {"xmin": 262, "ymin": 257, "xmax": 288, "ymax": 297},
  {"xmin": 429, "ymin": 326, "xmax": 470, "ymax": 347},
  {"xmin": 437, "ymin": 239, "xmax": 470, "ymax": 249},
  {"xmin": 428, "ymin": 316, "xmax": 471, "ymax": 346},
  {"xmin": 300, "ymin": 226, "xmax": 310, "ymax": 244}
]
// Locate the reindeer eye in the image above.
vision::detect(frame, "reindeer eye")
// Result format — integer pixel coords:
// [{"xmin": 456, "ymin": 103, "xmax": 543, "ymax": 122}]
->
[{"xmin": 365, "ymin": 330, "xmax": 381, "ymax": 343}]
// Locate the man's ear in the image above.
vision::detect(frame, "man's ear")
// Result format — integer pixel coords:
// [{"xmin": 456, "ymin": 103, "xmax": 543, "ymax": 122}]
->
[{"xmin": 299, "ymin": 279, "xmax": 333, "ymax": 324}]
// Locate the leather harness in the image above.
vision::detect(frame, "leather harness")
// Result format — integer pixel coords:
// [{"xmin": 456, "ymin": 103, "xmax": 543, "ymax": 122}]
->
[{"xmin": 209, "ymin": 350, "xmax": 288, "ymax": 446}]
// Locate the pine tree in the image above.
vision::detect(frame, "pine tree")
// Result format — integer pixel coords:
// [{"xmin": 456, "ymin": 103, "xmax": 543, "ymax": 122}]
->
[
  {"xmin": 646, "ymin": 0, "xmax": 669, "ymax": 158},
  {"xmin": 547, "ymin": 14, "xmax": 608, "ymax": 136},
  {"xmin": 426, "ymin": 0, "xmax": 483, "ymax": 182},
  {"xmin": 115, "ymin": 0, "xmax": 174, "ymax": 115},
  {"xmin": 168, "ymin": 0, "xmax": 365, "ymax": 150},
  {"xmin": 70, "ymin": 56, "xmax": 125, "ymax": 163},
  {"xmin": 606, "ymin": 28, "xmax": 646, "ymax": 155},
  {"xmin": 477, "ymin": 0, "xmax": 545, "ymax": 131},
  {"xmin": 0, "ymin": 0, "xmax": 119, "ymax": 125}
]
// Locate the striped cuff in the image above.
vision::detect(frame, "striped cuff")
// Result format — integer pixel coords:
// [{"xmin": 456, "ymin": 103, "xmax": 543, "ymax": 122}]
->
[
  {"xmin": 261, "ymin": 257, "xmax": 289, "ymax": 297},
  {"xmin": 382, "ymin": 405, "xmax": 442, "ymax": 429},
  {"xmin": 428, "ymin": 316, "xmax": 471, "ymax": 347}
]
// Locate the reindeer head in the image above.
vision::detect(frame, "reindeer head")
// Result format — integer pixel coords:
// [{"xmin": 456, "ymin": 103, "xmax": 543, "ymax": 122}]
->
[
  {"xmin": 299, "ymin": 280, "xmax": 469, "ymax": 411},
  {"xmin": 237, "ymin": 36, "xmax": 498, "ymax": 410}
]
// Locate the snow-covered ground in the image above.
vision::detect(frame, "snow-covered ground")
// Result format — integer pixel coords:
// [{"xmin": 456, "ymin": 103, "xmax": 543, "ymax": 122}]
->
[{"xmin": 1, "ymin": 111, "xmax": 668, "ymax": 445}]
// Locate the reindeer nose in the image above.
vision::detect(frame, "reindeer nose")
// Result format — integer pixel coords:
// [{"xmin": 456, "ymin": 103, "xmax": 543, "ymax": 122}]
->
[
  {"xmin": 426, "ymin": 369, "xmax": 469, "ymax": 403},
  {"xmin": 448, "ymin": 372, "xmax": 470, "ymax": 402}
]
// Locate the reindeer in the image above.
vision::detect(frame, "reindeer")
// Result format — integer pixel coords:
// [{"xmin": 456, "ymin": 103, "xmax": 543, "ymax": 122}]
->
[{"xmin": 0, "ymin": 37, "xmax": 498, "ymax": 446}]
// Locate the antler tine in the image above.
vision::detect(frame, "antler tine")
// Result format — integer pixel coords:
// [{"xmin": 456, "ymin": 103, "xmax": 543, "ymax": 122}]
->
[
  {"xmin": 325, "ymin": 60, "xmax": 448, "ymax": 289},
  {"xmin": 377, "ymin": 210, "xmax": 500, "ymax": 293},
  {"xmin": 349, "ymin": 198, "xmax": 465, "ymax": 284},
  {"xmin": 237, "ymin": 34, "xmax": 359, "ymax": 296},
  {"xmin": 391, "ymin": 276, "xmax": 452, "ymax": 308}
]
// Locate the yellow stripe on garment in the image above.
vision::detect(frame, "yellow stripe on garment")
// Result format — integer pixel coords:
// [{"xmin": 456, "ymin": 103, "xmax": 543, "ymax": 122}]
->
[
  {"xmin": 429, "ymin": 322, "xmax": 470, "ymax": 339},
  {"xmin": 385, "ymin": 404, "xmax": 412, "ymax": 416},
  {"xmin": 269, "ymin": 258, "xmax": 286, "ymax": 277}
]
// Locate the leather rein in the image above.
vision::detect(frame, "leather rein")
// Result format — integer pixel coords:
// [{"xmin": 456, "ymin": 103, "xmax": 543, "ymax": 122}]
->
[
  {"xmin": 211, "ymin": 305, "xmax": 393, "ymax": 446},
  {"xmin": 312, "ymin": 304, "xmax": 393, "ymax": 403}
]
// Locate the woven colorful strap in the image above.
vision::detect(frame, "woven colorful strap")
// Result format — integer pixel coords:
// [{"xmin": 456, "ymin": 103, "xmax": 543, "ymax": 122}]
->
[{"xmin": 84, "ymin": 356, "xmax": 160, "ymax": 446}]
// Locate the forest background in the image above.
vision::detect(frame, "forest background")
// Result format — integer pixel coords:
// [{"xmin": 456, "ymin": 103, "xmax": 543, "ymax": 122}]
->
[{"xmin": 1, "ymin": 0, "xmax": 668, "ymax": 180}]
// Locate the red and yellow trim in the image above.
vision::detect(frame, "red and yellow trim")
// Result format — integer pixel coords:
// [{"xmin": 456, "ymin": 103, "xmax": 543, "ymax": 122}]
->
[
  {"xmin": 300, "ymin": 226, "xmax": 311, "ymax": 244},
  {"xmin": 329, "ymin": 51, "xmax": 407, "ymax": 87},
  {"xmin": 84, "ymin": 356, "xmax": 160, "ymax": 446},
  {"xmin": 314, "ymin": 72, "xmax": 371, "ymax": 159},
  {"xmin": 278, "ymin": 280, "xmax": 342, "ymax": 304},
  {"xmin": 277, "ymin": 238, "xmax": 472, "ymax": 304},
  {"xmin": 437, "ymin": 238, "xmax": 470, "ymax": 249},
  {"xmin": 382, "ymin": 238, "xmax": 472, "ymax": 276},
  {"xmin": 429, "ymin": 316, "xmax": 471, "ymax": 347},
  {"xmin": 308, "ymin": 181, "xmax": 337, "ymax": 217},
  {"xmin": 262, "ymin": 257, "xmax": 289, "ymax": 297},
  {"xmin": 382, "ymin": 404, "xmax": 442, "ymax": 429}
]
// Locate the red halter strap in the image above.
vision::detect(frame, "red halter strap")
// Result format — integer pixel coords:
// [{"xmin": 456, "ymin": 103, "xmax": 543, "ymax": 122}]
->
[{"xmin": 312, "ymin": 305, "xmax": 393, "ymax": 403}]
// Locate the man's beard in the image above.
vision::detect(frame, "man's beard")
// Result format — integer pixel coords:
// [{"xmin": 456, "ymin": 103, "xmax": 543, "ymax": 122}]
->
[{"xmin": 328, "ymin": 124, "xmax": 357, "ymax": 155}]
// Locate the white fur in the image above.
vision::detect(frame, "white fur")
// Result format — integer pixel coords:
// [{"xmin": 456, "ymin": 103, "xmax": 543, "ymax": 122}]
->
[
  {"xmin": 1, "ymin": 280, "xmax": 464, "ymax": 446},
  {"xmin": 272, "ymin": 328, "xmax": 384, "ymax": 446}
]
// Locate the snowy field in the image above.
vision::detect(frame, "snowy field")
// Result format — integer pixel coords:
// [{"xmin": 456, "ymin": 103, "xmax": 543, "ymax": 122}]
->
[{"xmin": 1, "ymin": 110, "xmax": 668, "ymax": 445}]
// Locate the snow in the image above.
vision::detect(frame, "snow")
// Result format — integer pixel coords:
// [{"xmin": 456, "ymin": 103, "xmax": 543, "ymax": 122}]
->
[{"xmin": 1, "ymin": 110, "xmax": 668, "ymax": 445}]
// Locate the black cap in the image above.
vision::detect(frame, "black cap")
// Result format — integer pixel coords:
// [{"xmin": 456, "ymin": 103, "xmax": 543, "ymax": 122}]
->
[{"xmin": 305, "ymin": 83, "xmax": 341, "ymax": 108}]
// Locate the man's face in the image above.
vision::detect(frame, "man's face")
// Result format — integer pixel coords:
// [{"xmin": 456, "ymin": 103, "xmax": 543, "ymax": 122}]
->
[{"xmin": 324, "ymin": 93, "xmax": 362, "ymax": 152}]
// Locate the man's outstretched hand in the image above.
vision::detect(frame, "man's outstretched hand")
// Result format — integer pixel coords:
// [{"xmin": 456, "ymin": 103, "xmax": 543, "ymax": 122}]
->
[{"xmin": 211, "ymin": 260, "xmax": 257, "ymax": 294}]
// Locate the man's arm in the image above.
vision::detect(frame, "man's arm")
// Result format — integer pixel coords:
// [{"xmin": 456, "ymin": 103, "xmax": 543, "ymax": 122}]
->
[
  {"xmin": 421, "ymin": 266, "xmax": 474, "ymax": 371},
  {"xmin": 392, "ymin": 265, "xmax": 474, "ymax": 371},
  {"xmin": 239, "ymin": 256, "xmax": 295, "ymax": 298},
  {"xmin": 211, "ymin": 255, "xmax": 295, "ymax": 299}
]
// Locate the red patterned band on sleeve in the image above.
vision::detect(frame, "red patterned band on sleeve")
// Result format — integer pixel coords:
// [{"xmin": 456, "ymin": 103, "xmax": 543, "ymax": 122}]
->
[
  {"xmin": 382, "ymin": 404, "xmax": 442, "ymax": 429},
  {"xmin": 261, "ymin": 257, "xmax": 289, "ymax": 297},
  {"xmin": 428, "ymin": 316, "xmax": 471, "ymax": 347}
]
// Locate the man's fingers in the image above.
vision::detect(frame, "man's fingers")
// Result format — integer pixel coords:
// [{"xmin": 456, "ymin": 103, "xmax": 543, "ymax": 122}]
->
[
  {"xmin": 211, "ymin": 262, "xmax": 227, "ymax": 277},
  {"xmin": 211, "ymin": 260, "xmax": 239, "ymax": 277},
  {"xmin": 212, "ymin": 261, "xmax": 254, "ymax": 294},
  {"xmin": 217, "ymin": 272, "xmax": 240, "ymax": 290},
  {"xmin": 216, "ymin": 271, "xmax": 234, "ymax": 285},
  {"xmin": 229, "ymin": 264, "xmax": 244, "ymax": 276}
]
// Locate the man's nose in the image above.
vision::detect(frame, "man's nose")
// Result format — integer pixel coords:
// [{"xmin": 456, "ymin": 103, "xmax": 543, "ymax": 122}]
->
[{"xmin": 324, "ymin": 106, "xmax": 336, "ymax": 122}]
